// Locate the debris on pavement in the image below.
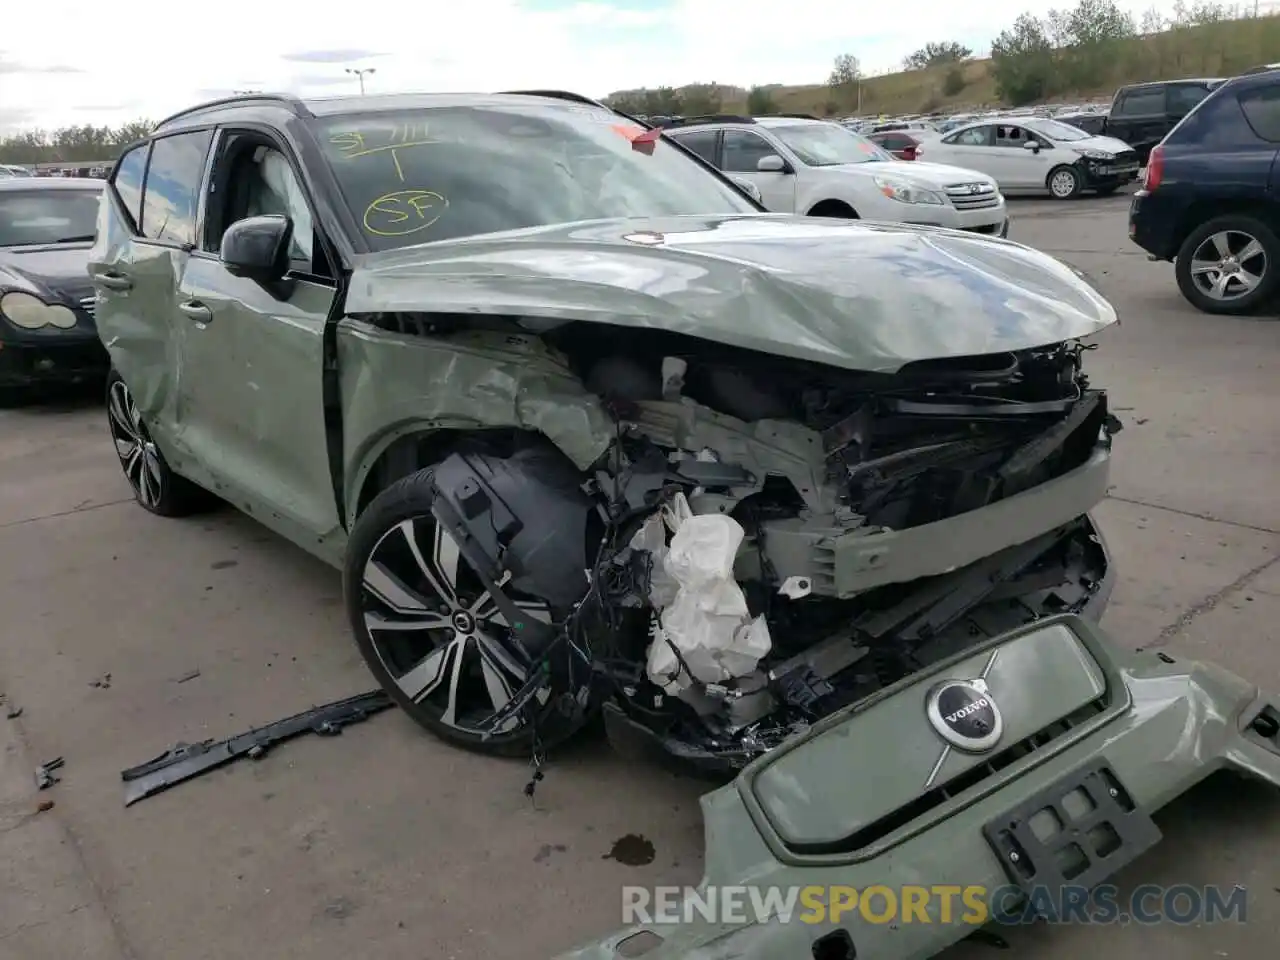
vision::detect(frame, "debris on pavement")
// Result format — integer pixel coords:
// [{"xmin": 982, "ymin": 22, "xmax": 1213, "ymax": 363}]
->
[
  {"xmin": 35, "ymin": 756, "xmax": 65, "ymax": 790},
  {"xmin": 119, "ymin": 689, "xmax": 394, "ymax": 807},
  {"xmin": 0, "ymin": 692, "xmax": 20, "ymax": 718},
  {"xmin": 36, "ymin": 799, "xmax": 55, "ymax": 813},
  {"xmin": 172, "ymin": 669, "xmax": 201, "ymax": 684},
  {"xmin": 89, "ymin": 673, "xmax": 112, "ymax": 689}
]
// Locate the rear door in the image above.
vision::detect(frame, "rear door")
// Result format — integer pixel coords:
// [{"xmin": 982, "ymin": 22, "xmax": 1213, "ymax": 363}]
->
[
  {"xmin": 174, "ymin": 128, "xmax": 340, "ymax": 549},
  {"xmin": 1109, "ymin": 87, "xmax": 1169, "ymax": 159},
  {"xmin": 89, "ymin": 133, "xmax": 212, "ymax": 461},
  {"xmin": 928, "ymin": 125, "xmax": 1002, "ymax": 182}
]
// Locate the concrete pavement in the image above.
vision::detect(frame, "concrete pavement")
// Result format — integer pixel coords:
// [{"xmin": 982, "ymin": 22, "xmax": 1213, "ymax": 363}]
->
[{"xmin": 1, "ymin": 195, "xmax": 1277, "ymax": 960}]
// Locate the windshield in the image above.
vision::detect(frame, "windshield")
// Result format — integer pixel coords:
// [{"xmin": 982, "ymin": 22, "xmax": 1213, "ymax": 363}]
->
[
  {"xmin": 0, "ymin": 189, "xmax": 101, "ymax": 246},
  {"xmin": 313, "ymin": 104, "xmax": 758, "ymax": 251},
  {"xmin": 1025, "ymin": 119, "xmax": 1091, "ymax": 142},
  {"xmin": 768, "ymin": 123, "xmax": 893, "ymax": 166}
]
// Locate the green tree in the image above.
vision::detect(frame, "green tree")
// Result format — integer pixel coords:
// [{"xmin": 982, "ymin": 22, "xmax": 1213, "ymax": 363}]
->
[
  {"xmin": 991, "ymin": 13, "xmax": 1057, "ymax": 106},
  {"xmin": 942, "ymin": 65, "xmax": 968, "ymax": 96},
  {"xmin": 746, "ymin": 85, "xmax": 776, "ymax": 114},
  {"xmin": 0, "ymin": 118, "xmax": 157, "ymax": 165},
  {"xmin": 680, "ymin": 83, "xmax": 723, "ymax": 116},
  {"xmin": 827, "ymin": 53, "xmax": 862, "ymax": 110},
  {"xmin": 904, "ymin": 41, "xmax": 973, "ymax": 70}
]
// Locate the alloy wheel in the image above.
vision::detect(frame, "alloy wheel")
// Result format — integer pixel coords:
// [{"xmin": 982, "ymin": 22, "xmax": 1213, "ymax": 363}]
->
[
  {"xmin": 1188, "ymin": 230, "xmax": 1266, "ymax": 302},
  {"xmin": 107, "ymin": 380, "xmax": 164, "ymax": 508},
  {"xmin": 1049, "ymin": 169, "xmax": 1078, "ymax": 198},
  {"xmin": 360, "ymin": 516, "xmax": 553, "ymax": 736}
]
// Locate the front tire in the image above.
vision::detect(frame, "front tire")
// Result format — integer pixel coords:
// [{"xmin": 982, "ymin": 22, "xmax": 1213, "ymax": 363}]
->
[
  {"xmin": 1174, "ymin": 215, "xmax": 1279, "ymax": 315},
  {"xmin": 1047, "ymin": 166, "xmax": 1082, "ymax": 200},
  {"xmin": 105, "ymin": 370, "xmax": 216, "ymax": 516},
  {"xmin": 344, "ymin": 468, "xmax": 588, "ymax": 756}
]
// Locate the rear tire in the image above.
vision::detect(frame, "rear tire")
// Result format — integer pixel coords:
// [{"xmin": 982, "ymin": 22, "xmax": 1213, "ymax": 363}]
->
[
  {"xmin": 344, "ymin": 467, "xmax": 589, "ymax": 757},
  {"xmin": 1174, "ymin": 214, "xmax": 1280, "ymax": 315},
  {"xmin": 105, "ymin": 369, "xmax": 218, "ymax": 517}
]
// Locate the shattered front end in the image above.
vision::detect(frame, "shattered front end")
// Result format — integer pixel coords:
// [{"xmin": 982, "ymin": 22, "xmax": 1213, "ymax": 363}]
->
[{"xmin": 559, "ymin": 615, "xmax": 1280, "ymax": 960}]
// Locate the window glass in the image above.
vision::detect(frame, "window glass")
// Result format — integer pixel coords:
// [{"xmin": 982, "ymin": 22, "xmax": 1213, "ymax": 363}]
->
[
  {"xmin": 110, "ymin": 144, "xmax": 148, "ymax": 230},
  {"xmin": 994, "ymin": 125, "xmax": 1027, "ymax": 147},
  {"xmin": 1115, "ymin": 89, "xmax": 1165, "ymax": 116},
  {"xmin": 1024, "ymin": 119, "xmax": 1088, "ymax": 141},
  {"xmin": 670, "ymin": 129, "xmax": 718, "ymax": 164},
  {"xmin": 1167, "ymin": 84, "xmax": 1212, "ymax": 116},
  {"xmin": 721, "ymin": 130, "xmax": 780, "ymax": 172},
  {"xmin": 0, "ymin": 188, "xmax": 102, "ymax": 246},
  {"xmin": 770, "ymin": 123, "xmax": 891, "ymax": 165},
  {"xmin": 1239, "ymin": 84, "xmax": 1280, "ymax": 142},
  {"xmin": 141, "ymin": 130, "xmax": 213, "ymax": 246},
  {"xmin": 950, "ymin": 126, "xmax": 991, "ymax": 146},
  {"xmin": 313, "ymin": 106, "xmax": 756, "ymax": 252}
]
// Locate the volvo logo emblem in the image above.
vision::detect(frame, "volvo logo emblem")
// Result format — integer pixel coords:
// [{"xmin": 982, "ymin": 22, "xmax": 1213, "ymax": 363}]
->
[{"xmin": 925, "ymin": 678, "xmax": 1003, "ymax": 753}]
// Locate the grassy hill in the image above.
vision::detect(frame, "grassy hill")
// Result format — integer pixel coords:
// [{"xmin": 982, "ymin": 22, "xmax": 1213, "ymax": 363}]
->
[{"xmin": 610, "ymin": 12, "xmax": 1280, "ymax": 117}]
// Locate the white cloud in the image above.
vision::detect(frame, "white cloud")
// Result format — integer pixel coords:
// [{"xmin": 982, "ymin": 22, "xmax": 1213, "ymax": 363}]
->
[{"xmin": 0, "ymin": 0, "xmax": 1208, "ymax": 133}]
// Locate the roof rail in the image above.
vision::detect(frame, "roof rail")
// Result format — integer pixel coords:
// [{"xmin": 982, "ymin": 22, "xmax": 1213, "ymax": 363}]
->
[
  {"xmin": 156, "ymin": 93, "xmax": 310, "ymax": 129},
  {"xmin": 499, "ymin": 89, "xmax": 609, "ymax": 109},
  {"xmin": 770, "ymin": 112, "xmax": 821, "ymax": 120},
  {"xmin": 661, "ymin": 114, "xmax": 756, "ymax": 129}
]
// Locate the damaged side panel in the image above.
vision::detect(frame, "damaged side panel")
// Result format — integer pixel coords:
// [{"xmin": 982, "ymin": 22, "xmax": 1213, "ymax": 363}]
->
[{"xmin": 337, "ymin": 320, "xmax": 616, "ymax": 524}]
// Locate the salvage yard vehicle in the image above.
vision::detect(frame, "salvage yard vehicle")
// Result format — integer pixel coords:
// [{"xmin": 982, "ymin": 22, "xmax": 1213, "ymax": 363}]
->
[
  {"xmin": 1130, "ymin": 68, "xmax": 1280, "ymax": 315},
  {"xmin": 918, "ymin": 117, "xmax": 1139, "ymax": 199},
  {"xmin": 0, "ymin": 177, "xmax": 110, "ymax": 398},
  {"xmin": 89, "ymin": 91, "xmax": 1280, "ymax": 960},
  {"xmin": 662, "ymin": 115, "xmax": 1010, "ymax": 237}
]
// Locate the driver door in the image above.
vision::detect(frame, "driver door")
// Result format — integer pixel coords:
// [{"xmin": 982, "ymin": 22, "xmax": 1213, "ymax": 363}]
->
[
  {"xmin": 174, "ymin": 128, "xmax": 341, "ymax": 552},
  {"xmin": 721, "ymin": 129, "xmax": 796, "ymax": 212}
]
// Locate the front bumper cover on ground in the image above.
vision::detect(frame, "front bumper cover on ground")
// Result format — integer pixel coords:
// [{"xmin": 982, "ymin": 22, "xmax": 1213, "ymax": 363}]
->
[{"xmin": 557, "ymin": 614, "xmax": 1280, "ymax": 960}]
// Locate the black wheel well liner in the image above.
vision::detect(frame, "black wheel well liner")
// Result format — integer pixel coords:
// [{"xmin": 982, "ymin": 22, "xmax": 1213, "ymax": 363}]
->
[
  {"xmin": 353, "ymin": 427, "xmax": 560, "ymax": 521},
  {"xmin": 1171, "ymin": 199, "xmax": 1280, "ymax": 258},
  {"xmin": 807, "ymin": 198, "xmax": 858, "ymax": 217}
]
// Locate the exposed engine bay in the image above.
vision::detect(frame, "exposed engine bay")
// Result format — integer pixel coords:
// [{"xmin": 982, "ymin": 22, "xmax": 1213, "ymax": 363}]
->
[{"xmin": 425, "ymin": 325, "xmax": 1120, "ymax": 774}]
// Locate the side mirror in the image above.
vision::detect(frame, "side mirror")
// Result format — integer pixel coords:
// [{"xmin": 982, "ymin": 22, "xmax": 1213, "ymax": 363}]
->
[
  {"xmin": 220, "ymin": 214, "xmax": 292, "ymax": 283},
  {"xmin": 730, "ymin": 177, "xmax": 763, "ymax": 204},
  {"xmin": 1023, "ymin": 139, "xmax": 1041, "ymax": 151},
  {"xmin": 757, "ymin": 154, "xmax": 788, "ymax": 173}
]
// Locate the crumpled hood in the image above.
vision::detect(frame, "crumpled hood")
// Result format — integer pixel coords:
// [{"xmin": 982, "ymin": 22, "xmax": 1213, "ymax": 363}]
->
[{"xmin": 345, "ymin": 214, "xmax": 1117, "ymax": 373}]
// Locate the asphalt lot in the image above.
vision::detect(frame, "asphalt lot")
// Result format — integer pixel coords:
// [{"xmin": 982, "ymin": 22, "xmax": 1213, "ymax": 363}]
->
[{"xmin": 2, "ymin": 193, "xmax": 1278, "ymax": 960}]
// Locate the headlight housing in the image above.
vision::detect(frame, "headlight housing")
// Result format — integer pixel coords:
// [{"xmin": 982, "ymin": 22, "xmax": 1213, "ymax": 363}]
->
[
  {"xmin": 0, "ymin": 291, "xmax": 79, "ymax": 330},
  {"xmin": 1079, "ymin": 149, "xmax": 1114, "ymax": 161},
  {"xmin": 873, "ymin": 176, "xmax": 945, "ymax": 205}
]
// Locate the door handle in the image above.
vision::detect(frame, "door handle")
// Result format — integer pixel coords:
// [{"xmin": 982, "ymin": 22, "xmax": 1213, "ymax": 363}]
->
[
  {"xmin": 178, "ymin": 300, "xmax": 213, "ymax": 323},
  {"xmin": 94, "ymin": 271, "xmax": 133, "ymax": 292}
]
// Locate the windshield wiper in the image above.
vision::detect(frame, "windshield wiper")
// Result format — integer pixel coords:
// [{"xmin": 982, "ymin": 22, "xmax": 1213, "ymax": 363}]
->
[{"xmin": 54, "ymin": 234, "xmax": 96, "ymax": 243}]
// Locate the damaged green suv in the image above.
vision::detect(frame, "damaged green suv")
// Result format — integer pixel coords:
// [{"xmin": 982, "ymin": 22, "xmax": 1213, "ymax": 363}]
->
[{"xmin": 91, "ymin": 92, "xmax": 1280, "ymax": 960}]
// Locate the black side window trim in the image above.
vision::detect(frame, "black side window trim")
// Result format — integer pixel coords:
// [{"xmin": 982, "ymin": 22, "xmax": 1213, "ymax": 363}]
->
[
  {"xmin": 107, "ymin": 141, "xmax": 151, "ymax": 235},
  {"xmin": 131, "ymin": 126, "xmax": 217, "ymax": 250}
]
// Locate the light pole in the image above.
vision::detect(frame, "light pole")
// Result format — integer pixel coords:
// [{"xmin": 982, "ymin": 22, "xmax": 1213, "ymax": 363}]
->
[{"xmin": 345, "ymin": 67, "xmax": 375, "ymax": 94}]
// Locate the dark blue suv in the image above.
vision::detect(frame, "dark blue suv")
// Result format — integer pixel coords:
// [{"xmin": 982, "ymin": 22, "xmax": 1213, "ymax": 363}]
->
[{"xmin": 1129, "ymin": 69, "xmax": 1280, "ymax": 315}]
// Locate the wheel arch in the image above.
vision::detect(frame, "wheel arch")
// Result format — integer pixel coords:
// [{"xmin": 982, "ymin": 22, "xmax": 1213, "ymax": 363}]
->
[
  {"xmin": 1045, "ymin": 163, "xmax": 1083, "ymax": 193},
  {"xmin": 348, "ymin": 424, "xmax": 593, "ymax": 526},
  {"xmin": 806, "ymin": 198, "xmax": 859, "ymax": 218},
  {"xmin": 1171, "ymin": 199, "xmax": 1280, "ymax": 261}
]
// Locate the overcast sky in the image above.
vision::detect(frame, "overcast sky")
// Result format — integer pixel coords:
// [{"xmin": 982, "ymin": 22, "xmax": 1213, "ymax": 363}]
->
[{"xmin": 1, "ymin": 0, "xmax": 1201, "ymax": 134}]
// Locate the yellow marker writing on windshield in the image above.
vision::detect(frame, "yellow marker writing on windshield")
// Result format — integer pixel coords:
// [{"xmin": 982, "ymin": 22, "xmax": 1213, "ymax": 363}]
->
[{"xmin": 363, "ymin": 190, "xmax": 448, "ymax": 237}]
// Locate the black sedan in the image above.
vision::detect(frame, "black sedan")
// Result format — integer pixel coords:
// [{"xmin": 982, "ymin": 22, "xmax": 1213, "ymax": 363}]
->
[{"xmin": 0, "ymin": 177, "xmax": 110, "ymax": 398}]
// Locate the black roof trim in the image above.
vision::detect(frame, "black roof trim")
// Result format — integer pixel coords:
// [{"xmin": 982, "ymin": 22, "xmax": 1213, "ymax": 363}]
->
[
  {"xmin": 770, "ymin": 112, "xmax": 821, "ymax": 120},
  {"xmin": 156, "ymin": 93, "xmax": 312, "ymax": 130},
  {"xmin": 661, "ymin": 114, "xmax": 756, "ymax": 129},
  {"xmin": 498, "ymin": 89, "xmax": 609, "ymax": 109}
]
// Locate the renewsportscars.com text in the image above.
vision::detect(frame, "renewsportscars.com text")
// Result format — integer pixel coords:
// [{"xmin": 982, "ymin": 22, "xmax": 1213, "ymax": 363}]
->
[{"xmin": 622, "ymin": 883, "xmax": 1249, "ymax": 926}]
